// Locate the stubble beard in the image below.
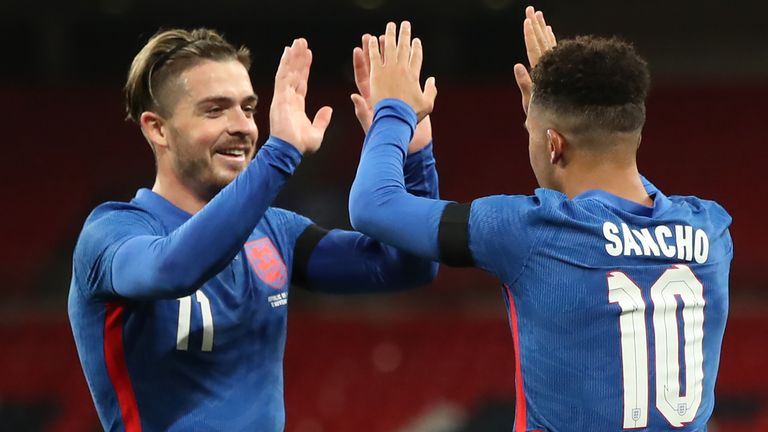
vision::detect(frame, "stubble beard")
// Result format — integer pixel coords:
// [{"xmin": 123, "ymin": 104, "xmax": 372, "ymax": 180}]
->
[{"xmin": 173, "ymin": 149, "xmax": 237, "ymax": 203}]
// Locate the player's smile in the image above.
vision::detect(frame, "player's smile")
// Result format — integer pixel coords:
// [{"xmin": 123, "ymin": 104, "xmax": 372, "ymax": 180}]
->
[{"xmin": 213, "ymin": 143, "xmax": 253, "ymax": 170}]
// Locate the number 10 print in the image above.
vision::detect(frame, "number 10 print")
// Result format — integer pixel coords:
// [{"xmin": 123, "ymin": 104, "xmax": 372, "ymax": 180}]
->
[{"xmin": 608, "ymin": 265, "xmax": 705, "ymax": 428}]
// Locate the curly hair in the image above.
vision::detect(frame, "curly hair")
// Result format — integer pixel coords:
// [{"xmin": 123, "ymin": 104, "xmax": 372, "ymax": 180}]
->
[
  {"xmin": 124, "ymin": 28, "xmax": 251, "ymax": 123},
  {"xmin": 531, "ymin": 36, "xmax": 650, "ymax": 133}
]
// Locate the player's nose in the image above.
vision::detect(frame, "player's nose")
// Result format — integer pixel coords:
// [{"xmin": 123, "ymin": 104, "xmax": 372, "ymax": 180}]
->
[{"xmin": 228, "ymin": 107, "xmax": 258, "ymax": 137}]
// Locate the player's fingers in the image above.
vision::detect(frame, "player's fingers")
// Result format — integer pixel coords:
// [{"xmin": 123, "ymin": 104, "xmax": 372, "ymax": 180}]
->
[
  {"xmin": 312, "ymin": 106, "xmax": 333, "ymax": 131},
  {"xmin": 546, "ymin": 26, "xmax": 557, "ymax": 47},
  {"xmin": 525, "ymin": 6, "xmax": 537, "ymax": 29},
  {"xmin": 532, "ymin": 11, "xmax": 549, "ymax": 54},
  {"xmin": 383, "ymin": 22, "xmax": 397, "ymax": 64},
  {"xmin": 284, "ymin": 39, "xmax": 303, "ymax": 88},
  {"xmin": 523, "ymin": 19, "xmax": 541, "ymax": 67},
  {"xmin": 536, "ymin": 11, "xmax": 553, "ymax": 49},
  {"xmin": 423, "ymin": 76, "xmax": 437, "ymax": 114},
  {"xmin": 353, "ymin": 47, "xmax": 371, "ymax": 98},
  {"xmin": 410, "ymin": 38, "xmax": 424, "ymax": 77},
  {"xmin": 350, "ymin": 93, "xmax": 371, "ymax": 113},
  {"xmin": 514, "ymin": 63, "xmax": 532, "ymax": 115},
  {"xmin": 274, "ymin": 46, "xmax": 290, "ymax": 81},
  {"xmin": 350, "ymin": 93, "xmax": 373, "ymax": 131},
  {"xmin": 524, "ymin": 6, "xmax": 546, "ymax": 56},
  {"xmin": 397, "ymin": 21, "xmax": 412, "ymax": 64},
  {"xmin": 368, "ymin": 35, "xmax": 382, "ymax": 69},
  {"xmin": 379, "ymin": 35, "xmax": 386, "ymax": 64},
  {"xmin": 296, "ymin": 46, "xmax": 312, "ymax": 97},
  {"xmin": 361, "ymin": 34, "xmax": 372, "ymax": 74}
]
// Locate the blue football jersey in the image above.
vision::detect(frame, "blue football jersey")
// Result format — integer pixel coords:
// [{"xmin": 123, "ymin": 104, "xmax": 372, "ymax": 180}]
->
[
  {"xmin": 350, "ymin": 99, "xmax": 734, "ymax": 432},
  {"xmin": 468, "ymin": 186, "xmax": 732, "ymax": 431},
  {"xmin": 68, "ymin": 189, "xmax": 311, "ymax": 431}
]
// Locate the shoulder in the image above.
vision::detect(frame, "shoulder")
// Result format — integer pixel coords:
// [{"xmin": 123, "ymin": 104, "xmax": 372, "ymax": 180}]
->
[
  {"xmin": 467, "ymin": 191, "xmax": 563, "ymax": 252},
  {"xmin": 666, "ymin": 195, "xmax": 732, "ymax": 228},
  {"xmin": 75, "ymin": 201, "xmax": 160, "ymax": 259},
  {"xmin": 72, "ymin": 201, "xmax": 161, "ymax": 298},
  {"xmin": 262, "ymin": 207, "xmax": 312, "ymax": 228},
  {"xmin": 258, "ymin": 207, "xmax": 314, "ymax": 242},
  {"xmin": 465, "ymin": 192, "xmax": 564, "ymax": 282},
  {"xmin": 470, "ymin": 189, "xmax": 564, "ymax": 224},
  {"xmin": 82, "ymin": 201, "xmax": 160, "ymax": 236}
]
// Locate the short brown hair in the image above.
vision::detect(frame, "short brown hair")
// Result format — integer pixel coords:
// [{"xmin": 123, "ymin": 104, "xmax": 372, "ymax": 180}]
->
[
  {"xmin": 124, "ymin": 28, "xmax": 251, "ymax": 122},
  {"xmin": 531, "ymin": 36, "xmax": 650, "ymax": 133}
]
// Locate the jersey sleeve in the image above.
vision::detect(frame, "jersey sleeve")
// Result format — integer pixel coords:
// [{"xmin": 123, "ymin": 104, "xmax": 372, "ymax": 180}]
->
[
  {"xmin": 466, "ymin": 194, "xmax": 543, "ymax": 283},
  {"xmin": 292, "ymin": 227, "xmax": 438, "ymax": 293},
  {"xmin": 274, "ymin": 199, "xmax": 438, "ymax": 293},
  {"xmin": 79, "ymin": 137, "xmax": 303, "ymax": 301},
  {"xmin": 403, "ymin": 142, "xmax": 439, "ymax": 200},
  {"xmin": 349, "ymin": 99, "xmax": 452, "ymax": 261},
  {"xmin": 349, "ymin": 99, "xmax": 541, "ymax": 279},
  {"xmin": 73, "ymin": 208, "xmax": 159, "ymax": 300}
]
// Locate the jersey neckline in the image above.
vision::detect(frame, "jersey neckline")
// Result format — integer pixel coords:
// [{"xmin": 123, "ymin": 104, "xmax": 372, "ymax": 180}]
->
[
  {"xmin": 132, "ymin": 188, "xmax": 193, "ymax": 227},
  {"xmin": 570, "ymin": 176, "xmax": 672, "ymax": 217}
]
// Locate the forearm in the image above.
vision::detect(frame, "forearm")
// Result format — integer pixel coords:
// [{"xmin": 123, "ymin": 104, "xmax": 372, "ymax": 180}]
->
[
  {"xmin": 404, "ymin": 142, "xmax": 439, "ymax": 199},
  {"xmin": 349, "ymin": 99, "xmax": 449, "ymax": 261},
  {"xmin": 111, "ymin": 137, "xmax": 302, "ymax": 300},
  {"xmin": 300, "ymin": 229, "xmax": 437, "ymax": 294}
]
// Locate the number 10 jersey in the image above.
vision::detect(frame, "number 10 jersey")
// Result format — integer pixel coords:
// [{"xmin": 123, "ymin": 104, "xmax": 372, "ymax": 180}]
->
[{"xmin": 466, "ymin": 183, "xmax": 732, "ymax": 432}]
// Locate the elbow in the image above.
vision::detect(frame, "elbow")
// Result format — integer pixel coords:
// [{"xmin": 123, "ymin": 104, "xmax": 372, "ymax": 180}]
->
[
  {"xmin": 349, "ymin": 182, "xmax": 402, "ymax": 235},
  {"xmin": 395, "ymin": 258, "xmax": 439, "ymax": 291},
  {"xmin": 349, "ymin": 204, "xmax": 373, "ymax": 234},
  {"xmin": 426, "ymin": 261, "xmax": 439, "ymax": 284},
  {"xmin": 349, "ymin": 183, "xmax": 376, "ymax": 233},
  {"xmin": 415, "ymin": 260, "xmax": 439, "ymax": 287}
]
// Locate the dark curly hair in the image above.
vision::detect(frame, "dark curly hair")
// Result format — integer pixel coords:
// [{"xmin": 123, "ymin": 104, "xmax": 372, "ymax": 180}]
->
[{"xmin": 531, "ymin": 36, "xmax": 650, "ymax": 133}]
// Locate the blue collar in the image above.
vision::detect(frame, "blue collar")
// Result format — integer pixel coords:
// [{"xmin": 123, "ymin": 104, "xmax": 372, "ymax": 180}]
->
[
  {"xmin": 132, "ymin": 188, "xmax": 192, "ymax": 228},
  {"xmin": 572, "ymin": 182, "xmax": 671, "ymax": 217}
]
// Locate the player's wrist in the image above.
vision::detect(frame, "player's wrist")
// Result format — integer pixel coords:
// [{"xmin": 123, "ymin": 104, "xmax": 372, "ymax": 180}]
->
[{"xmin": 262, "ymin": 136, "xmax": 304, "ymax": 173}]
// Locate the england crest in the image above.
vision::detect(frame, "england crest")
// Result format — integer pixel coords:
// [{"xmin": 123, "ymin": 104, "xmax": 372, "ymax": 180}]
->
[{"xmin": 245, "ymin": 237, "xmax": 287, "ymax": 289}]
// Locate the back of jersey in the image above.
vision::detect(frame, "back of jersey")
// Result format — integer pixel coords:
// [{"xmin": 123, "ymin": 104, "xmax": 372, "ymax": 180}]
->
[{"xmin": 469, "ymin": 187, "xmax": 732, "ymax": 431}]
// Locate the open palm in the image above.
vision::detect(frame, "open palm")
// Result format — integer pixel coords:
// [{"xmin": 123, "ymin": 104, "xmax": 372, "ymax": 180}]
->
[
  {"xmin": 270, "ymin": 38, "xmax": 332, "ymax": 154},
  {"xmin": 351, "ymin": 33, "xmax": 433, "ymax": 154}
]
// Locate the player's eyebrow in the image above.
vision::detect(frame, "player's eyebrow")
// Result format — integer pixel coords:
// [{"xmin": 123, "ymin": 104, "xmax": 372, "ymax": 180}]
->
[
  {"xmin": 196, "ymin": 94, "xmax": 258, "ymax": 107},
  {"xmin": 242, "ymin": 94, "xmax": 258, "ymax": 106}
]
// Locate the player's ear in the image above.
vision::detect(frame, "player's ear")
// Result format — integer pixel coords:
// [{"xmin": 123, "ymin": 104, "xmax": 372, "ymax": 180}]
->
[
  {"xmin": 546, "ymin": 128, "xmax": 565, "ymax": 164},
  {"xmin": 140, "ymin": 111, "xmax": 169, "ymax": 150}
]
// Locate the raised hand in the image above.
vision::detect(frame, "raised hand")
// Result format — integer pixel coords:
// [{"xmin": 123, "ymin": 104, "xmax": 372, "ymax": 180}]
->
[
  {"xmin": 368, "ymin": 21, "xmax": 437, "ymax": 122},
  {"xmin": 352, "ymin": 33, "xmax": 433, "ymax": 153},
  {"xmin": 514, "ymin": 6, "xmax": 557, "ymax": 115},
  {"xmin": 270, "ymin": 38, "xmax": 333, "ymax": 154}
]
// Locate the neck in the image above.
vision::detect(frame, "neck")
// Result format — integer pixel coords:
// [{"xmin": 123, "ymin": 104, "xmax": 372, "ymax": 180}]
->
[
  {"xmin": 558, "ymin": 160, "xmax": 652, "ymax": 206},
  {"xmin": 152, "ymin": 173, "xmax": 208, "ymax": 215}
]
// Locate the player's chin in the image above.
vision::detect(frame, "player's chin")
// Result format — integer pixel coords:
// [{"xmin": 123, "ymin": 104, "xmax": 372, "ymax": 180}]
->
[{"xmin": 212, "ymin": 165, "xmax": 245, "ymax": 187}]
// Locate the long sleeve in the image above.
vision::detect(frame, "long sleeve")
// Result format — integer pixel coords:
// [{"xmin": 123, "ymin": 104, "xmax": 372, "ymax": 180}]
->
[
  {"xmin": 349, "ymin": 99, "xmax": 451, "ymax": 261},
  {"xmin": 296, "ymin": 228, "xmax": 438, "ymax": 294},
  {"xmin": 404, "ymin": 142, "xmax": 439, "ymax": 200},
  {"xmin": 107, "ymin": 137, "xmax": 302, "ymax": 300}
]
